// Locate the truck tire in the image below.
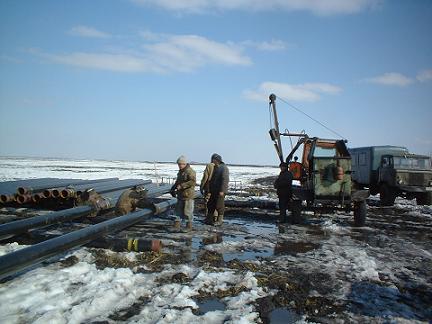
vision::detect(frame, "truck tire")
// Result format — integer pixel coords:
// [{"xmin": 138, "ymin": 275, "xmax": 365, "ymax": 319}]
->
[
  {"xmin": 380, "ymin": 184, "xmax": 396, "ymax": 206},
  {"xmin": 416, "ymin": 192, "xmax": 432, "ymax": 206},
  {"xmin": 370, "ymin": 185, "xmax": 379, "ymax": 196},
  {"xmin": 291, "ymin": 200, "xmax": 302, "ymax": 224},
  {"xmin": 353, "ymin": 201, "xmax": 367, "ymax": 227}
]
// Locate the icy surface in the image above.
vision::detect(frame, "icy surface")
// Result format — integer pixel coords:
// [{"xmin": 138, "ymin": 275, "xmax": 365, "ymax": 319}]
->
[{"xmin": 0, "ymin": 156, "xmax": 279, "ymax": 188}]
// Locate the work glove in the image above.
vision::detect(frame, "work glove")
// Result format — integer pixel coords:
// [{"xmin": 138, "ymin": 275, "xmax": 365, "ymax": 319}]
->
[{"xmin": 170, "ymin": 185, "xmax": 177, "ymax": 198}]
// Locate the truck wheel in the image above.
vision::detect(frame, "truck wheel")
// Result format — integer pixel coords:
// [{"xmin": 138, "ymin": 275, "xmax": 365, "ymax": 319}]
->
[
  {"xmin": 380, "ymin": 184, "xmax": 396, "ymax": 206},
  {"xmin": 291, "ymin": 200, "xmax": 302, "ymax": 224},
  {"xmin": 353, "ymin": 201, "xmax": 367, "ymax": 227},
  {"xmin": 416, "ymin": 192, "xmax": 432, "ymax": 206},
  {"xmin": 370, "ymin": 186, "xmax": 379, "ymax": 196}
]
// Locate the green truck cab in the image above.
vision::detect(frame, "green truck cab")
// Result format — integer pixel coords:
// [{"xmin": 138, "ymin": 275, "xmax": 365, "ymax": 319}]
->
[{"xmin": 349, "ymin": 146, "xmax": 432, "ymax": 206}]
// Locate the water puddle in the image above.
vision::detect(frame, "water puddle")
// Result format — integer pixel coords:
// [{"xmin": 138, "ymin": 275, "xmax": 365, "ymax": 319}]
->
[
  {"xmin": 269, "ymin": 308, "xmax": 301, "ymax": 324},
  {"xmin": 274, "ymin": 241, "xmax": 320, "ymax": 256},
  {"xmin": 196, "ymin": 298, "xmax": 225, "ymax": 314},
  {"xmin": 202, "ymin": 233, "xmax": 223, "ymax": 245},
  {"xmin": 223, "ymin": 248, "xmax": 273, "ymax": 262}
]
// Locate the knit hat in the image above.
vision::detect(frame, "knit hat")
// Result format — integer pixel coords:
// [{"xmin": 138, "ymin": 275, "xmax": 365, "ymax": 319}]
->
[
  {"xmin": 279, "ymin": 162, "xmax": 288, "ymax": 168},
  {"xmin": 176, "ymin": 155, "xmax": 188, "ymax": 164},
  {"xmin": 211, "ymin": 153, "xmax": 222, "ymax": 163}
]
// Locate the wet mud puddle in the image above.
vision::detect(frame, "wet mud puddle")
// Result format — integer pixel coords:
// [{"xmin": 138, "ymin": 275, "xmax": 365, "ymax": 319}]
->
[{"xmin": 166, "ymin": 217, "xmax": 326, "ymax": 268}]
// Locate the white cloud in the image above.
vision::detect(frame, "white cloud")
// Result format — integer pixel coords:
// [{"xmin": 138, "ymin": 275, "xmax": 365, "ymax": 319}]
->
[
  {"xmin": 43, "ymin": 32, "xmax": 251, "ymax": 73},
  {"xmin": 416, "ymin": 69, "xmax": 432, "ymax": 82},
  {"xmin": 47, "ymin": 52, "xmax": 163, "ymax": 73},
  {"xmin": 0, "ymin": 55, "xmax": 23, "ymax": 63},
  {"xmin": 244, "ymin": 81, "xmax": 342, "ymax": 102},
  {"xmin": 69, "ymin": 25, "xmax": 111, "ymax": 38},
  {"xmin": 241, "ymin": 39, "xmax": 288, "ymax": 51},
  {"xmin": 139, "ymin": 30, "xmax": 163, "ymax": 41},
  {"xmin": 364, "ymin": 72, "xmax": 414, "ymax": 87},
  {"xmin": 131, "ymin": 0, "xmax": 381, "ymax": 15}
]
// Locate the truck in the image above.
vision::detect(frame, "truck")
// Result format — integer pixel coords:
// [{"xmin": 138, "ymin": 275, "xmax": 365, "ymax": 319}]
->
[
  {"xmin": 349, "ymin": 146, "xmax": 432, "ymax": 206},
  {"xmin": 268, "ymin": 94, "xmax": 369, "ymax": 226}
]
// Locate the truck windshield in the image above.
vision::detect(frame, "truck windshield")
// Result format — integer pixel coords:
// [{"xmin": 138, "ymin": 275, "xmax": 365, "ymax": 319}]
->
[
  {"xmin": 314, "ymin": 147, "xmax": 336, "ymax": 157},
  {"xmin": 393, "ymin": 157, "xmax": 431, "ymax": 170}
]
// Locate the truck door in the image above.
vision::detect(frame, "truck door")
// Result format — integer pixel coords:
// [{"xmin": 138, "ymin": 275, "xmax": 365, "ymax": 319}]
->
[
  {"xmin": 378, "ymin": 155, "xmax": 395, "ymax": 185},
  {"xmin": 357, "ymin": 150, "xmax": 371, "ymax": 185}
]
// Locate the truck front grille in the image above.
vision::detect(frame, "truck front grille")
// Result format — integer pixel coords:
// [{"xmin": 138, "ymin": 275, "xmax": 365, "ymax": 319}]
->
[{"xmin": 408, "ymin": 173, "xmax": 426, "ymax": 186}]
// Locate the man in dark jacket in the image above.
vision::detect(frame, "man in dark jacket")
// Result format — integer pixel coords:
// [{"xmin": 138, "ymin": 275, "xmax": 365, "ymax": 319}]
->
[
  {"xmin": 207, "ymin": 153, "xmax": 229, "ymax": 226},
  {"xmin": 274, "ymin": 162, "xmax": 293, "ymax": 223},
  {"xmin": 171, "ymin": 155, "xmax": 196, "ymax": 230}
]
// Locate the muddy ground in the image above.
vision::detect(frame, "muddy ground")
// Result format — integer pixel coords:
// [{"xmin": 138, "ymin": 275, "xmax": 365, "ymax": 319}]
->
[{"xmin": 1, "ymin": 193, "xmax": 432, "ymax": 323}]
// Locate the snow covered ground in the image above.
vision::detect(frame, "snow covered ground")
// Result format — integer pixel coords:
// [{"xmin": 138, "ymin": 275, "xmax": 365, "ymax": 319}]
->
[
  {"xmin": 0, "ymin": 157, "xmax": 431, "ymax": 323},
  {"xmin": 0, "ymin": 243, "xmax": 267, "ymax": 324},
  {"xmin": 0, "ymin": 156, "xmax": 279, "ymax": 188}
]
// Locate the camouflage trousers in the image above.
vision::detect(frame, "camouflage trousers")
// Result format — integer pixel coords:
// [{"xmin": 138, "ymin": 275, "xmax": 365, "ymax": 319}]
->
[{"xmin": 175, "ymin": 199, "xmax": 194, "ymax": 222}]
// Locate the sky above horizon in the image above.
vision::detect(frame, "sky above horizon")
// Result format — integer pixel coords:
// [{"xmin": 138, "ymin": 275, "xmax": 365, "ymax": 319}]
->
[{"xmin": 0, "ymin": 0, "xmax": 431, "ymax": 165}]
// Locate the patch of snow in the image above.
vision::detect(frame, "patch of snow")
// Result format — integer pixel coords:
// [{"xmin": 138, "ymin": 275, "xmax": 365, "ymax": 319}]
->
[
  {"xmin": 0, "ymin": 245, "xmax": 267, "ymax": 324},
  {"xmin": 0, "ymin": 242, "xmax": 27, "ymax": 256},
  {"xmin": 204, "ymin": 238, "xmax": 275, "ymax": 254}
]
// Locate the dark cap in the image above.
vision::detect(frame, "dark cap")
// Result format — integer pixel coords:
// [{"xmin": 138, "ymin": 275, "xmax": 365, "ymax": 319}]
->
[
  {"xmin": 211, "ymin": 153, "xmax": 222, "ymax": 163},
  {"xmin": 279, "ymin": 162, "xmax": 288, "ymax": 168}
]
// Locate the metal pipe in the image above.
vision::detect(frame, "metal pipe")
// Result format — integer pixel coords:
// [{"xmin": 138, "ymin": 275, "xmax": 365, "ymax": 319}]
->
[
  {"xmin": 87, "ymin": 238, "xmax": 162, "ymax": 252},
  {"xmin": 1, "ymin": 180, "xmax": 59, "ymax": 204},
  {"xmin": 16, "ymin": 194, "xmax": 32, "ymax": 204},
  {"xmin": 0, "ymin": 184, "xmax": 171, "ymax": 240},
  {"xmin": 17, "ymin": 178, "xmax": 119, "ymax": 195},
  {"xmin": 0, "ymin": 178, "xmax": 57, "ymax": 195},
  {"xmin": 67, "ymin": 178, "xmax": 147, "ymax": 198},
  {"xmin": 101, "ymin": 183, "xmax": 170, "ymax": 200},
  {"xmin": 0, "ymin": 206, "xmax": 93, "ymax": 240},
  {"xmin": 59, "ymin": 179, "xmax": 132, "ymax": 198},
  {"xmin": 31, "ymin": 193, "xmax": 46, "ymax": 203},
  {"xmin": 0, "ymin": 198, "xmax": 177, "ymax": 280},
  {"xmin": 0, "ymin": 194, "xmax": 15, "ymax": 204},
  {"xmin": 45, "ymin": 179, "xmax": 129, "ymax": 199},
  {"xmin": 77, "ymin": 179, "xmax": 152, "ymax": 200}
]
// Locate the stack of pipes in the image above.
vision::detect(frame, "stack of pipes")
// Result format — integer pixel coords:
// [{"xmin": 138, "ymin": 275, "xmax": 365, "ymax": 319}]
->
[
  {"xmin": 0, "ymin": 182, "xmax": 173, "ymax": 240},
  {"xmin": 0, "ymin": 178, "xmax": 155, "ymax": 207}
]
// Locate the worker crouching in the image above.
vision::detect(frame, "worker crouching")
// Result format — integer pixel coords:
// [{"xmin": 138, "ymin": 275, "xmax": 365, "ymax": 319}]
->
[
  {"xmin": 274, "ymin": 162, "xmax": 293, "ymax": 223},
  {"xmin": 171, "ymin": 155, "xmax": 196, "ymax": 231}
]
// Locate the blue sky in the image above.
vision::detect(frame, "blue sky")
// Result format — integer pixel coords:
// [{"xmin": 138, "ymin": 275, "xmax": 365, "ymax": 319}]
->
[{"xmin": 0, "ymin": 0, "xmax": 431, "ymax": 165}]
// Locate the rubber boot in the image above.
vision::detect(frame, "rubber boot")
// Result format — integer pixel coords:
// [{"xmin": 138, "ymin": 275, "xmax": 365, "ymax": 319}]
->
[
  {"xmin": 215, "ymin": 214, "xmax": 224, "ymax": 226},
  {"xmin": 174, "ymin": 218, "xmax": 181, "ymax": 230},
  {"xmin": 204, "ymin": 214, "xmax": 214, "ymax": 225},
  {"xmin": 186, "ymin": 220, "xmax": 193, "ymax": 231}
]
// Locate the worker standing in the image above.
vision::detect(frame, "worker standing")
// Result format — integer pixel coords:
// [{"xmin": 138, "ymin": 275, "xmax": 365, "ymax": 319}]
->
[
  {"xmin": 274, "ymin": 162, "xmax": 293, "ymax": 223},
  {"xmin": 171, "ymin": 156, "xmax": 196, "ymax": 231},
  {"xmin": 200, "ymin": 162, "xmax": 216, "ymax": 224},
  {"xmin": 207, "ymin": 153, "xmax": 229, "ymax": 226},
  {"xmin": 289, "ymin": 156, "xmax": 303, "ymax": 181}
]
